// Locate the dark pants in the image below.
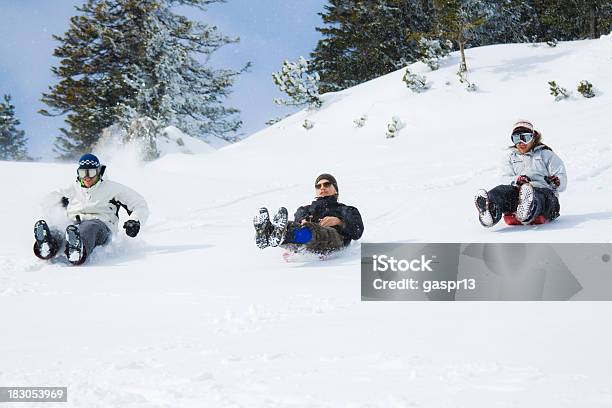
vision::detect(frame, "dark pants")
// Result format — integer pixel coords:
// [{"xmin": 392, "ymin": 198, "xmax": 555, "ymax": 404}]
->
[
  {"xmin": 488, "ymin": 185, "xmax": 560, "ymax": 221},
  {"xmin": 34, "ymin": 219, "xmax": 112, "ymax": 262},
  {"xmin": 282, "ymin": 221, "xmax": 346, "ymax": 254}
]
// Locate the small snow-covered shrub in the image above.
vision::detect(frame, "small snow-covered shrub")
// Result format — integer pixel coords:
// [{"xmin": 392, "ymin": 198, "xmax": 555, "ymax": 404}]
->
[
  {"xmin": 549, "ymin": 80, "xmax": 570, "ymax": 101},
  {"xmin": 385, "ymin": 116, "xmax": 404, "ymax": 139},
  {"xmin": 302, "ymin": 119, "xmax": 315, "ymax": 130},
  {"xmin": 577, "ymin": 80, "xmax": 595, "ymax": 98},
  {"xmin": 546, "ymin": 38, "xmax": 558, "ymax": 47},
  {"xmin": 403, "ymin": 69, "xmax": 429, "ymax": 93},
  {"xmin": 457, "ymin": 70, "xmax": 477, "ymax": 92},
  {"xmin": 353, "ymin": 115, "xmax": 367, "ymax": 128}
]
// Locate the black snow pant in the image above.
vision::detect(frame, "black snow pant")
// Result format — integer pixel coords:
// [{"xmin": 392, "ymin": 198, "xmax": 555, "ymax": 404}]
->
[
  {"xmin": 488, "ymin": 184, "xmax": 561, "ymax": 221},
  {"xmin": 34, "ymin": 219, "xmax": 112, "ymax": 262},
  {"xmin": 282, "ymin": 221, "xmax": 346, "ymax": 254}
]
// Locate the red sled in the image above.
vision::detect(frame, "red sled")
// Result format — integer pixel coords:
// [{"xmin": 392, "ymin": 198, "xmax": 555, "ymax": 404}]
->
[{"xmin": 504, "ymin": 213, "xmax": 547, "ymax": 226}]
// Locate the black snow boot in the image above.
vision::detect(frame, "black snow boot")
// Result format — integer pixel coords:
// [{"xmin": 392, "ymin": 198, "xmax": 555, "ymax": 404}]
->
[
  {"xmin": 33, "ymin": 220, "xmax": 59, "ymax": 260},
  {"xmin": 253, "ymin": 207, "xmax": 273, "ymax": 249},
  {"xmin": 65, "ymin": 225, "xmax": 87, "ymax": 265},
  {"xmin": 475, "ymin": 189, "xmax": 502, "ymax": 227},
  {"xmin": 269, "ymin": 207, "xmax": 289, "ymax": 247}
]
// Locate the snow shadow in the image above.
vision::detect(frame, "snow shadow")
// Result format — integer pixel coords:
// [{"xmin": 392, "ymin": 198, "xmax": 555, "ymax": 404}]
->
[
  {"xmin": 493, "ymin": 211, "xmax": 612, "ymax": 233},
  {"xmin": 85, "ymin": 239, "xmax": 213, "ymax": 267},
  {"xmin": 536, "ymin": 212, "xmax": 612, "ymax": 231},
  {"xmin": 320, "ymin": 91, "xmax": 349, "ymax": 110},
  {"xmin": 478, "ymin": 51, "xmax": 572, "ymax": 81}
]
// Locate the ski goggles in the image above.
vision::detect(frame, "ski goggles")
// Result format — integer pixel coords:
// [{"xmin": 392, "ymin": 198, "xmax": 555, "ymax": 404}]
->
[
  {"xmin": 77, "ymin": 168, "xmax": 100, "ymax": 179},
  {"xmin": 511, "ymin": 131, "xmax": 534, "ymax": 145},
  {"xmin": 315, "ymin": 181, "xmax": 332, "ymax": 189}
]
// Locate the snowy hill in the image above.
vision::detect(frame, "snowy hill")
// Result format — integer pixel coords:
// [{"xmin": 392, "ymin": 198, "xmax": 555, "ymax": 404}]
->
[{"xmin": 1, "ymin": 36, "xmax": 612, "ymax": 407}]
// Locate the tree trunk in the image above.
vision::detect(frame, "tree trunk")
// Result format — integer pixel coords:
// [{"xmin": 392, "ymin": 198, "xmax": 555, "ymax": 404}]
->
[
  {"xmin": 458, "ymin": 28, "xmax": 467, "ymax": 72},
  {"xmin": 589, "ymin": 2, "xmax": 597, "ymax": 38}
]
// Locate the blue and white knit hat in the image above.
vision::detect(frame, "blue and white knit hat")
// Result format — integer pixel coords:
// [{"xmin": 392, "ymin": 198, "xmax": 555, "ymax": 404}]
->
[{"xmin": 78, "ymin": 153, "xmax": 100, "ymax": 169}]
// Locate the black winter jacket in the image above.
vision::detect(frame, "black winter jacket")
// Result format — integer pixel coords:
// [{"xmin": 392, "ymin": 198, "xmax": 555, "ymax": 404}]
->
[{"xmin": 294, "ymin": 196, "xmax": 364, "ymax": 245}]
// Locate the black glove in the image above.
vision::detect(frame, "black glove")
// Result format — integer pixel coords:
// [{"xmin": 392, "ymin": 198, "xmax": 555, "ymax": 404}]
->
[
  {"xmin": 123, "ymin": 220, "xmax": 140, "ymax": 237},
  {"xmin": 61, "ymin": 197, "xmax": 69, "ymax": 208},
  {"xmin": 544, "ymin": 175, "xmax": 560, "ymax": 188},
  {"xmin": 516, "ymin": 175, "xmax": 531, "ymax": 186}
]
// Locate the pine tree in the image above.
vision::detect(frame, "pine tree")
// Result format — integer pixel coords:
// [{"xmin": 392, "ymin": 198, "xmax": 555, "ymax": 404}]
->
[
  {"xmin": 472, "ymin": 0, "xmax": 536, "ymax": 45},
  {"xmin": 272, "ymin": 57, "xmax": 322, "ymax": 108},
  {"xmin": 311, "ymin": 0, "xmax": 433, "ymax": 93},
  {"xmin": 0, "ymin": 95, "xmax": 30, "ymax": 161},
  {"xmin": 584, "ymin": 0, "xmax": 612, "ymax": 39},
  {"xmin": 432, "ymin": 0, "xmax": 487, "ymax": 72},
  {"xmin": 527, "ymin": 0, "xmax": 612, "ymax": 42},
  {"xmin": 41, "ymin": 0, "xmax": 246, "ymax": 158}
]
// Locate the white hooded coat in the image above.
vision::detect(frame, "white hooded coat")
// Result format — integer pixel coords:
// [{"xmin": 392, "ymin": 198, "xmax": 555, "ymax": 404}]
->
[
  {"xmin": 48, "ymin": 178, "xmax": 149, "ymax": 231},
  {"xmin": 501, "ymin": 144, "xmax": 567, "ymax": 193}
]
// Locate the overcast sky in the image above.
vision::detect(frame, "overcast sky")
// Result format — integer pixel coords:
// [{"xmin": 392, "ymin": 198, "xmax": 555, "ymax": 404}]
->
[{"xmin": 0, "ymin": 0, "xmax": 327, "ymax": 159}]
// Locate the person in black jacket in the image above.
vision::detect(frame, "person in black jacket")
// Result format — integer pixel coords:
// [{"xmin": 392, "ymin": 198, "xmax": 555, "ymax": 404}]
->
[{"xmin": 253, "ymin": 173, "xmax": 364, "ymax": 254}]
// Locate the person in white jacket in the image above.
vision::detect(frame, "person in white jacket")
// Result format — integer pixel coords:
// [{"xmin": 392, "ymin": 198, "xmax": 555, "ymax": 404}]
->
[
  {"xmin": 475, "ymin": 120, "xmax": 567, "ymax": 227},
  {"xmin": 34, "ymin": 153, "xmax": 149, "ymax": 265}
]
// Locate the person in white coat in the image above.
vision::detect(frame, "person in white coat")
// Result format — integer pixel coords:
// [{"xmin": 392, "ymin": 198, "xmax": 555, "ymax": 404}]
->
[
  {"xmin": 475, "ymin": 120, "xmax": 567, "ymax": 227},
  {"xmin": 34, "ymin": 153, "xmax": 149, "ymax": 265}
]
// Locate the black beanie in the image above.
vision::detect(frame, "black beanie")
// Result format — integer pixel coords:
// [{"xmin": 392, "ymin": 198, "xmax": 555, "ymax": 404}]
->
[{"xmin": 315, "ymin": 173, "xmax": 338, "ymax": 193}]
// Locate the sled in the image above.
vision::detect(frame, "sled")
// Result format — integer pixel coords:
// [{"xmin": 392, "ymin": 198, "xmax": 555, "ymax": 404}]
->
[
  {"xmin": 281, "ymin": 245, "xmax": 351, "ymax": 263},
  {"xmin": 503, "ymin": 213, "xmax": 547, "ymax": 226}
]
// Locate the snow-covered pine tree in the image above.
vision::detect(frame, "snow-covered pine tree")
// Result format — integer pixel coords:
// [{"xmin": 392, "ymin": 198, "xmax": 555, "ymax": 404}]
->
[
  {"xmin": 0, "ymin": 94, "xmax": 30, "ymax": 161},
  {"xmin": 272, "ymin": 57, "xmax": 322, "ymax": 108},
  {"xmin": 416, "ymin": 37, "xmax": 452, "ymax": 70},
  {"xmin": 311, "ymin": 0, "xmax": 433, "ymax": 93},
  {"xmin": 41, "ymin": 0, "xmax": 247, "ymax": 158},
  {"xmin": 118, "ymin": 1, "xmax": 249, "ymax": 143},
  {"xmin": 471, "ymin": 0, "xmax": 536, "ymax": 45}
]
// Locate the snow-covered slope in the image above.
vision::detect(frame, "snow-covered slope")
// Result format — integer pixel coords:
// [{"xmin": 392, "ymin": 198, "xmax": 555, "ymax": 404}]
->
[
  {"xmin": 1, "ymin": 36, "xmax": 612, "ymax": 407},
  {"xmin": 156, "ymin": 126, "xmax": 220, "ymax": 156}
]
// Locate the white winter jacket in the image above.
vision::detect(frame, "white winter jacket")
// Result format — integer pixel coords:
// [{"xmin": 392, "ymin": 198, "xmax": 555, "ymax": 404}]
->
[
  {"xmin": 501, "ymin": 144, "xmax": 567, "ymax": 192},
  {"xmin": 48, "ymin": 178, "xmax": 149, "ymax": 231}
]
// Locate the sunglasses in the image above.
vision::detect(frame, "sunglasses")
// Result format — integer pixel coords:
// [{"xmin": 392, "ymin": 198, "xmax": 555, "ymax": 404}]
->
[
  {"xmin": 511, "ymin": 131, "xmax": 534, "ymax": 145},
  {"xmin": 77, "ymin": 168, "xmax": 99, "ymax": 179},
  {"xmin": 315, "ymin": 181, "xmax": 332, "ymax": 189}
]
